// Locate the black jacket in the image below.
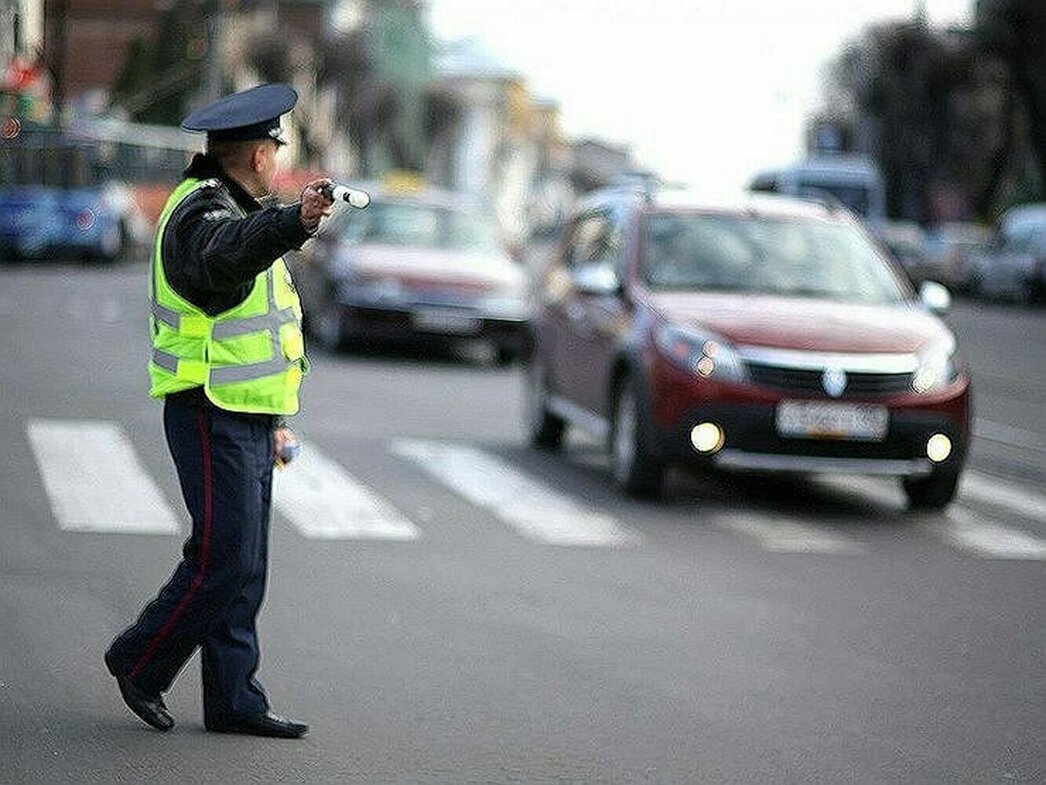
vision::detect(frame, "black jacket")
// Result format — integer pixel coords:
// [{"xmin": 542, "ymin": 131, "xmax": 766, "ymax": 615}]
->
[
  {"xmin": 162, "ymin": 153, "xmax": 311, "ymax": 316},
  {"xmin": 159, "ymin": 154, "xmax": 311, "ymax": 413}
]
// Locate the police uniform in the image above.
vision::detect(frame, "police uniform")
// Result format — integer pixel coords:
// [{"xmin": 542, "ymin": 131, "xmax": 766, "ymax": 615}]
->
[{"xmin": 104, "ymin": 84, "xmax": 313, "ymax": 738}]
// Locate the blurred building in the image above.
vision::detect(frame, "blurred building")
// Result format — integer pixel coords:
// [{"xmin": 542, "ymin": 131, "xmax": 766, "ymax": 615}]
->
[
  {"xmin": 1, "ymin": 0, "xmax": 47, "ymax": 121},
  {"xmin": 432, "ymin": 37, "xmax": 551, "ymax": 243},
  {"xmin": 1, "ymin": 0, "xmax": 43, "ymax": 64},
  {"xmin": 326, "ymin": 0, "xmax": 432, "ymax": 176},
  {"xmin": 41, "ymin": 0, "xmax": 168, "ymax": 116}
]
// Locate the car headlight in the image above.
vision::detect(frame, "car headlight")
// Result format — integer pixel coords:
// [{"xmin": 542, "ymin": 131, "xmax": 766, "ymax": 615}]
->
[
  {"xmin": 912, "ymin": 338, "xmax": 959, "ymax": 393},
  {"xmin": 654, "ymin": 324, "xmax": 746, "ymax": 383}
]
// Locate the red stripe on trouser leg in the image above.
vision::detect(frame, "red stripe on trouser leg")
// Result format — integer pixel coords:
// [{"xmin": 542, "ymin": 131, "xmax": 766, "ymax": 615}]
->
[{"xmin": 130, "ymin": 408, "xmax": 213, "ymax": 681}]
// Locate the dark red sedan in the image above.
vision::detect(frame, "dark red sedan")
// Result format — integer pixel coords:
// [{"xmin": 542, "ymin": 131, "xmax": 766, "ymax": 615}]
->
[{"xmin": 525, "ymin": 188, "xmax": 970, "ymax": 508}]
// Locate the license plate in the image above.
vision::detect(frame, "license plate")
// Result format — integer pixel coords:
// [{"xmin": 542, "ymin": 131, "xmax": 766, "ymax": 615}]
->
[
  {"xmin": 776, "ymin": 400, "xmax": 889, "ymax": 441},
  {"xmin": 411, "ymin": 308, "xmax": 480, "ymax": 335}
]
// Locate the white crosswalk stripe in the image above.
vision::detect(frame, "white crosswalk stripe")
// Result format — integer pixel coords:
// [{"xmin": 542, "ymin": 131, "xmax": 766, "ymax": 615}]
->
[
  {"xmin": 926, "ymin": 507, "xmax": 1046, "ymax": 560},
  {"xmin": 960, "ymin": 471, "xmax": 1046, "ymax": 523},
  {"xmin": 713, "ymin": 512, "xmax": 867, "ymax": 554},
  {"xmin": 816, "ymin": 474, "xmax": 1046, "ymax": 560},
  {"xmin": 26, "ymin": 419, "xmax": 180, "ymax": 534},
  {"xmin": 391, "ymin": 439, "xmax": 641, "ymax": 547},
  {"xmin": 272, "ymin": 446, "xmax": 420, "ymax": 541}
]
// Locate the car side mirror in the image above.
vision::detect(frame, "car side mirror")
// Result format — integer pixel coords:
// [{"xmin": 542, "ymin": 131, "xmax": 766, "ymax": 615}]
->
[
  {"xmin": 572, "ymin": 264, "xmax": 621, "ymax": 296},
  {"xmin": 919, "ymin": 280, "xmax": 951, "ymax": 314}
]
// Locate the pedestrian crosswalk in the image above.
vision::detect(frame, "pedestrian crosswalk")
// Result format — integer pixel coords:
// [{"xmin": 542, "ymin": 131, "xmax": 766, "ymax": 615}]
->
[
  {"xmin": 392, "ymin": 439, "xmax": 639, "ymax": 547},
  {"xmin": 26, "ymin": 419, "xmax": 180, "ymax": 535},
  {"xmin": 21, "ymin": 418, "xmax": 1046, "ymax": 560},
  {"xmin": 272, "ymin": 447, "xmax": 419, "ymax": 541}
]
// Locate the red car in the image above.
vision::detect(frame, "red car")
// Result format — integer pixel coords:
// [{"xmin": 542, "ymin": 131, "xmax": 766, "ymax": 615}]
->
[{"xmin": 525, "ymin": 188, "xmax": 970, "ymax": 508}]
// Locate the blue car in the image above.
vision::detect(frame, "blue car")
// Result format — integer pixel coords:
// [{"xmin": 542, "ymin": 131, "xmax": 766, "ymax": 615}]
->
[{"xmin": 0, "ymin": 185, "xmax": 128, "ymax": 261}]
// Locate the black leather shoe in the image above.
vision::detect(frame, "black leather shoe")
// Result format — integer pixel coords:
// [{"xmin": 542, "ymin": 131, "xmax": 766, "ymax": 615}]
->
[
  {"xmin": 104, "ymin": 652, "xmax": 174, "ymax": 732},
  {"xmin": 206, "ymin": 710, "xmax": 308, "ymax": 739}
]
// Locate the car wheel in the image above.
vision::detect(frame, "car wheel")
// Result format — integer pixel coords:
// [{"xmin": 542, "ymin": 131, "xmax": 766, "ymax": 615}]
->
[
  {"xmin": 317, "ymin": 303, "xmax": 346, "ymax": 352},
  {"xmin": 902, "ymin": 469, "xmax": 960, "ymax": 510},
  {"xmin": 525, "ymin": 360, "xmax": 565, "ymax": 449},
  {"xmin": 495, "ymin": 346, "xmax": 518, "ymax": 366},
  {"xmin": 609, "ymin": 377, "xmax": 665, "ymax": 499}
]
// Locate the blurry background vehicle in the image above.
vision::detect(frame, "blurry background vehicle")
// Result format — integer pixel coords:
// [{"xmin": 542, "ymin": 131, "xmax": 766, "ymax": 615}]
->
[
  {"xmin": 968, "ymin": 203, "xmax": 1046, "ymax": 303},
  {"xmin": 527, "ymin": 186, "xmax": 970, "ymax": 508},
  {"xmin": 748, "ymin": 154, "xmax": 887, "ymax": 226},
  {"xmin": 0, "ymin": 183, "xmax": 138, "ymax": 262},
  {"xmin": 0, "ymin": 125, "xmax": 155, "ymax": 263},
  {"xmin": 292, "ymin": 180, "xmax": 530, "ymax": 364},
  {"xmin": 873, "ymin": 220, "xmax": 929, "ymax": 284},
  {"xmin": 920, "ymin": 222, "xmax": 991, "ymax": 294}
]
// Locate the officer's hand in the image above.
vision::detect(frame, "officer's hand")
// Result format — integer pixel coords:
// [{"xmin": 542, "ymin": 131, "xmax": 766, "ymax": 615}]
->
[
  {"xmin": 299, "ymin": 179, "xmax": 334, "ymax": 232},
  {"xmin": 273, "ymin": 426, "xmax": 300, "ymax": 467}
]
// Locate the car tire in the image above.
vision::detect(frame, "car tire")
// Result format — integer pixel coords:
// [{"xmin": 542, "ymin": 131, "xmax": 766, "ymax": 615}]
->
[
  {"xmin": 495, "ymin": 346, "xmax": 518, "ymax": 366},
  {"xmin": 609, "ymin": 377, "xmax": 665, "ymax": 499},
  {"xmin": 902, "ymin": 469, "xmax": 960, "ymax": 510},
  {"xmin": 525, "ymin": 360, "xmax": 565, "ymax": 449}
]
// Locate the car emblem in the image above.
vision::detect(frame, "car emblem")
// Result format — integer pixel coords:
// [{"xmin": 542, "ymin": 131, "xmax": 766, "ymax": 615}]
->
[{"xmin": 822, "ymin": 367, "xmax": 847, "ymax": 397}]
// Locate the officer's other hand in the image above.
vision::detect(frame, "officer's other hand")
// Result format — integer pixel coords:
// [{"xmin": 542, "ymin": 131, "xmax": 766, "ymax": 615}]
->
[
  {"xmin": 299, "ymin": 179, "xmax": 334, "ymax": 232},
  {"xmin": 273, "ymin": 426, "xmax": 299, "ymax": 466}
]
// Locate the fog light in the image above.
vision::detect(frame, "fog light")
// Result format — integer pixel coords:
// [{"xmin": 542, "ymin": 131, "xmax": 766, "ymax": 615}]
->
[
  {"xmin": 691, "ymin": 422, "xmax": 725, "ymax": 454},
  {"xmin": 926, "ymin": 433, "xmax": 952, "ymax": 463}
]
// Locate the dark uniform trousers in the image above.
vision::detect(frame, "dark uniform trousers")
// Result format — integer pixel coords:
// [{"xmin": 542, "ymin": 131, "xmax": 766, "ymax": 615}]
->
[{"xmin": 106, "ymin": 397, "xmax": 275, "ymax": 724}]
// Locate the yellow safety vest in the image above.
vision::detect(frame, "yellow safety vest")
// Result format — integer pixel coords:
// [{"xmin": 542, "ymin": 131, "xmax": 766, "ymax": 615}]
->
[{"xmin": 148, "ymin": 177, "xmax": 308, "ymax": 415}]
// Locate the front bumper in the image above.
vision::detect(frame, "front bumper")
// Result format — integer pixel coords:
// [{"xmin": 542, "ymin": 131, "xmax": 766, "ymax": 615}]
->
[
  {"xmin": 654, "ymin": 402, "xmax": 968, "ymax": 477},
  {"xmin": 332, "ymin": 301, "xmax": 530, "ymax": 350}
]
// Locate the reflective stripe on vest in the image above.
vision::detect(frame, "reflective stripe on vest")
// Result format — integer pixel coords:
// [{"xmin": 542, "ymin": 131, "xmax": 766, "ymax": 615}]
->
[{"xmin": 150, "ymin": 268, "xmax": 297, "ymax": 342}]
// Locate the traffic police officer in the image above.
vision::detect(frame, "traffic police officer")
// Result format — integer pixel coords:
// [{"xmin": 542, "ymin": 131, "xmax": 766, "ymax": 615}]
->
[{"xmin": 104, "ymin": 84, "xmax": 333, "ymax": 738}]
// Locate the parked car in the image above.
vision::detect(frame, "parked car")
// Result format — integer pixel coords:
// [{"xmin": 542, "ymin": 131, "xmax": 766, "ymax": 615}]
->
[
  {"xmin": 968, "ymin": 204, "xmax": 1046, "ymax": 303},
  {"xmin": 873, "ymin": 221, "xmax": 929, "ymax": 284},
  {"xmin": 920, "ymin": 222, "xmax": 991, "ymax": 294},
  {"xmin": 292, "ymin": 182, "xmax": 530, "ymax": 363},
  {"xmin": 0, "ymin": 183, "xmax": 136, "ymax": 262},
  {"xmin": 526, "ymin": 188, "xmax": 971, "ymax": 509}
]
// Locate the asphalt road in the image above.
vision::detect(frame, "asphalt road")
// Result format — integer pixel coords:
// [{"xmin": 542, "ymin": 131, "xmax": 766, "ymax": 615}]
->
[{"xmin": 1, "ymin": 262, "xmax": 1043, "ymax": 784}]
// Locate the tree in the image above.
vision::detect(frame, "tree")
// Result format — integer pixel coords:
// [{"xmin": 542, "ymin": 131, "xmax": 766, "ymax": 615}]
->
[
  {"xmin": 110, "ymin": 0, "xmax": 206, "ymax": 125},
  {"xmin": 976, "ymin": 0, "xmax": 1046, "ymax": 201},
  {"xmin": 823, "ymin": 20, "xmax": 1018, "ymax": 222}
]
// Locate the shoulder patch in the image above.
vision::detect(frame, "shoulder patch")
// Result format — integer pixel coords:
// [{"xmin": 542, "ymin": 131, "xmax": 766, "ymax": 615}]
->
[
  {"xmin": 202, "ymin": 208, "xmax": 234, "ymax": 221},
  {"xmin": 198, "ymin": 178, "xmax": 221, "ymax": 189}
]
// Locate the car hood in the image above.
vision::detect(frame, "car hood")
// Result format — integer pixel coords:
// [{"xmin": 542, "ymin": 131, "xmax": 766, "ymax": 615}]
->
[
  {"xmin": 647, "ymin": 291, "xmax": 952, "ymax": 354},
  {"xmin": 347, "ymin": 244, "xmax": 524, "ymax": 291}
]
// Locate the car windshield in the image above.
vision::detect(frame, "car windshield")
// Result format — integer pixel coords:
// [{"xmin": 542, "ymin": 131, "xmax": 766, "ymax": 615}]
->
[
  {"xmin": 641, "ymin": 212, "xmax": 908, "ymax": 303},
  {"xmin": 339, "ymin": 202, "xmax": 500, "ymax": 253}
]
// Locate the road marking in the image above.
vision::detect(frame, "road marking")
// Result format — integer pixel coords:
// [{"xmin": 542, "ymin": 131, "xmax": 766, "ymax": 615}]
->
[
  {"xmin": 818, "ymin": 473, "xmax": 1046, "ymax": 526},
  {"xmin": 26, "ymin": 419, "xmax": 180, "ymax": 534},
  {"xmin": 391, "ymin": 439, "xmax": 640, "ymax": 547},
  {"xmin": 926, "ymin": 508, "xmax": 1046, "ymax": 560},
  {"xmin": 713, "ymin": 512, "xmax": 866, "ymax": 554},
  {"xmin": 272, "ymin": 446, "xmax": 419, "ymax": 541},
  {"xmin": 960, "ymin": 471, "xmax": 1046, "ymax": 523},
  {"xmin": 973, "ymin": 418, "xmax": 1046, "ymax": 453}
]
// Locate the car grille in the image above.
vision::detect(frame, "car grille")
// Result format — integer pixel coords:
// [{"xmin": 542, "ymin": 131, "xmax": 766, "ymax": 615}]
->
[{"xmin": 745, "ymin": 363, "xmax": 914, "ymax": 398}]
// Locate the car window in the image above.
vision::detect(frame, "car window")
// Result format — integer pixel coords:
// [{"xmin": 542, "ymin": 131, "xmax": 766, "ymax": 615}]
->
[
  {"xmin": 565, "ymin": 210, "xmax": 623, "ymax": 277},
  {"xmin": 640, "ymin": 212, "xmax": 908, "ymax": 304},
  {"xmin": 338, "ymin": 202, "xmax": 500, "ymax": 253}
]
